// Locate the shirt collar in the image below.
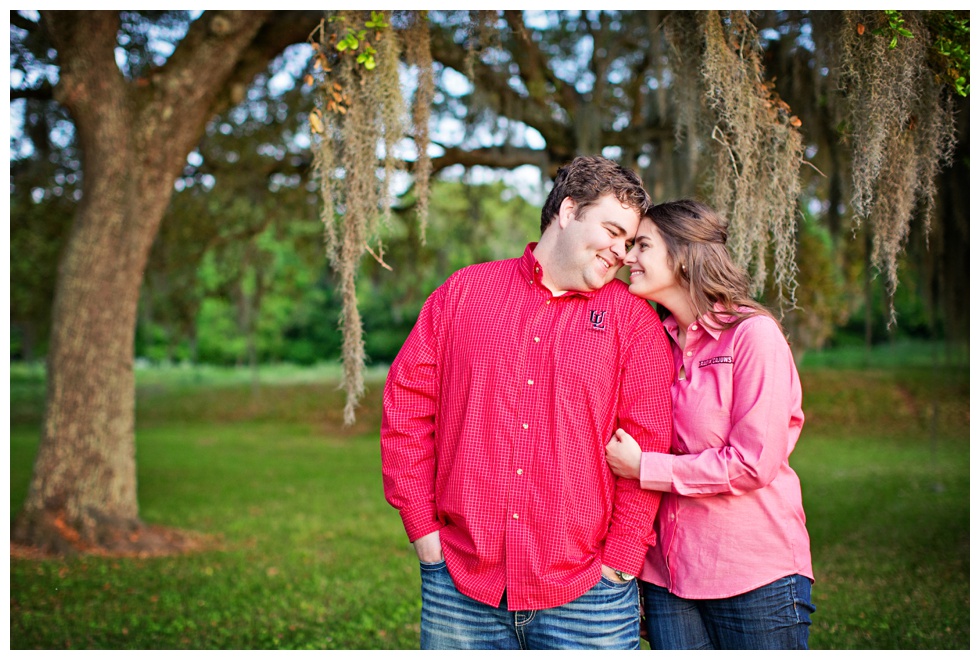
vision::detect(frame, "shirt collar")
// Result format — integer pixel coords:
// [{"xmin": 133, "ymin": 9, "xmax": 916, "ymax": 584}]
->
[
  {"xmin": 519, "ymin": 243, "xmax": 598, "ymax": 299},
  {"xmin": 662, "ymin": 304, "xmax": 727, "ymax": 341}
]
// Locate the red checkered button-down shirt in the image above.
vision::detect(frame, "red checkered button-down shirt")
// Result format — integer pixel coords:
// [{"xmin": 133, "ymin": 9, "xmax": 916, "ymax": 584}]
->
[{"xmin": 381, "ymin": 244, "xmax": 673, "ymax": 610}]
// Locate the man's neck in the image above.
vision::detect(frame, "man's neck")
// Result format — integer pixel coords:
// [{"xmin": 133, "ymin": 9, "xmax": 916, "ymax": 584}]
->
[{"xmin": 531, "ymin": 241, "xmax": 568, "ymax": 296}]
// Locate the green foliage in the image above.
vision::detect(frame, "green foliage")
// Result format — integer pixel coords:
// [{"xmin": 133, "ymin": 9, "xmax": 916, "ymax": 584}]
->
[
  {"xmin": 927, "ymin": 11, "xmax": 970, "ymax": 96},
  {"xmin": 832, "ymin": 252, "xmax": 940, "ymax": 347},
  {"xmin": 8, "ymin": 348, "xmax": 968, "ymax": 649},
  {"xmin": 335, "ymin": 30, "xmax": 365, "ymax": 52},
  {"xmin": 873, "ymin": 10, "xmax": 915, "ymax": 49},
  {"xmin": 9, "ymin": 26, "xmax": 81, "ymax": 360},
  {"xmin": 134, "ymin": 179, "xmax": 540, "ymax": 368},
  {"xmin": 776, "ymin": 210, "xmax": 850, "ymax": 353},
  {"xmin": 365, "ymin": 12, "xmax": 389, "ymax": 30},
  {"xmin": 8, "ymin": 184, "xmax": 72, "ymax": 361},
  {"xmin": 328, "ymin": 12, "xmax": 388, "ymax": 71},
  {"xmin": 871, "ymin": 10, "xmax": 970, "ymax": 96},
  {"xmin": 356, "ymin": 179, "xmax": 540, "ymax": 363},
  {"xmin": 8, "ymin": 10, "xmax": 968, "ymax": 373}
]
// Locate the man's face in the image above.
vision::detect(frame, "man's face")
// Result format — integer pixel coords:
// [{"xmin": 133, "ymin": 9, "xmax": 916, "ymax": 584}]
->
[{"xmin": 551, "ymin": 193, "xmax": 641, "ymax": 293}]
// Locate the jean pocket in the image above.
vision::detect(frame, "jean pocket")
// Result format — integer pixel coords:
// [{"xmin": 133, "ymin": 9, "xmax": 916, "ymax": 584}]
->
[{"xmin": 599, "ymin": 575, "xmax": 635, "ymax": 590}]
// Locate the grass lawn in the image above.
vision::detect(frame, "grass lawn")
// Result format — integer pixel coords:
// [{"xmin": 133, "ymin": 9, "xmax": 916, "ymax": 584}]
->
[{"xmin": 8, "ymin": 342, "xmax": 970, "ymax": 649}]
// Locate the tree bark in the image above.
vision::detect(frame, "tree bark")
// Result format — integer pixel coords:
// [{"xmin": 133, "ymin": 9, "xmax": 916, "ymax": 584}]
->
[{"xmin": 11, "ymin": 10, "xmax": 311, "ymax": 555}]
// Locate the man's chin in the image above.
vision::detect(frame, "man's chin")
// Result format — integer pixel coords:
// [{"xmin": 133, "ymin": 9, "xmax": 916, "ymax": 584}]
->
[{"xmin": 586, "ymin": 275, "xmax": 617, "ymax": 291}]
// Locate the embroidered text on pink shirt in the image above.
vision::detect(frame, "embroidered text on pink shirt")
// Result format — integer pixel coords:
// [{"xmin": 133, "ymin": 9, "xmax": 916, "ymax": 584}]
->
[{"xmin": 698, "ymin": 356, "xmax": 733, "ymax": 367}]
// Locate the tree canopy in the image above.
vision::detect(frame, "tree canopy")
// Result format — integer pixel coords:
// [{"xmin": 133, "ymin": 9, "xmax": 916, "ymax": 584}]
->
[{"xmin": 306, "ymin": 9, "xmax": 969, "ymax": 414}]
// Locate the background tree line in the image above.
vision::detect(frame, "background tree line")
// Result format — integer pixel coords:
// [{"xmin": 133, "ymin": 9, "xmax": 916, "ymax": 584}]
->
[
  {"xmin": 11, "ymin": 10, "xmax": 969, "ymax": 370},
  {"xmin": 8, "ymin": 10, "xmax": 969, "ymax": 554}
]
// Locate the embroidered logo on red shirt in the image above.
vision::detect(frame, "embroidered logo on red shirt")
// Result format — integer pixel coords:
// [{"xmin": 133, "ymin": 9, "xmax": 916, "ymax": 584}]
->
[
  {"xmin": 699, "ymin": 356, "xmax": 733, "ymax": 367},
  {"xmin": 588, "ymin": 309, "xmax": 608, "ymax": 331}
]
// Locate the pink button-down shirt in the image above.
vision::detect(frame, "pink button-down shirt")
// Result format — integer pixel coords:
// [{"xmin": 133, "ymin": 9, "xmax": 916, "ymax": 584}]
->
[{"xmin": 638, "ymin": 309, "xmax": 813, "ymax": 599}]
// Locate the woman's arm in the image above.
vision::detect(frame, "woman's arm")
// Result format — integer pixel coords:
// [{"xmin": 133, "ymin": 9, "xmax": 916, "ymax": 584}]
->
[{"xmin": 606, "ymin": 316, "xmax": 803, "ymax": 497}]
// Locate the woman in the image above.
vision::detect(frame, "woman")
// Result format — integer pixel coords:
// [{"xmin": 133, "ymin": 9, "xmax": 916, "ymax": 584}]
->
[{"xmin": 605, "ymin": 199, "xmax": 815, "ymax": 650}]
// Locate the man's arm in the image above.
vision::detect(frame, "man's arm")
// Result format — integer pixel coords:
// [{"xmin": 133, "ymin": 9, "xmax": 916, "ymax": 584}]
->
[
  {"xmin": 601, "ymin": 307, "xmax": 674, "ymax": 577},
  {"xmin": 380, "ymin": 285, "xmax": 448, "ymax": 548}
]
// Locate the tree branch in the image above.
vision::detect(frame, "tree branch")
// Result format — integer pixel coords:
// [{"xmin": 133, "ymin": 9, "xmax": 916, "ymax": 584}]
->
[
  {"xmin": 10, "ymin": 83, "xmax": 55, "ymax": 101},
  {"xmin": 10, "ymin": 10, "xmax": 39, "ymax": 32},
  {"xmin": 502, "ymin": 10, "xmax": 580, "ymax": 111},
  {"xmin": 151, "ymin": 10, "xmax": 273, "ymax": 114},
  {"xmin": 430, "ymin": 145, "xmax": 552, "ymax": 176},
  {"xmin": 428, "ymin": 22, "xmax": 573, "ymax": 150},
  {"xmin": 206, "ymin": 10, "xmax": 324, "ymax": 118}
]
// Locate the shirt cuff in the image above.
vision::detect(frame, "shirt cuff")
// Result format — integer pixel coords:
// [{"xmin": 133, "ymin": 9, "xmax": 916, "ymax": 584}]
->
[
  {"xmin": 640, "ymin": 451, "xmax": 674, "ymax": 493},
  {"xmin": 399, "ymin": 502, "xmax": 442, "ymax": 543},
  {"xmin": 602, "ymin": 529, "xmax": 654, "ymax": 576}
]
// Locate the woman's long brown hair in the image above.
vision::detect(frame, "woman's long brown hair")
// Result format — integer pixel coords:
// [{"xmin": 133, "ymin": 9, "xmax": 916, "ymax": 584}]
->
[{"xmin": 646, "ymin": 199, "xmax": 780, "ymax": 333}]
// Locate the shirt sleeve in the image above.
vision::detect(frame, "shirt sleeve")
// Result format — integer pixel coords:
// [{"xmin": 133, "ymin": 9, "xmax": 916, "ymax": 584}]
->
[
  {"xmin": 639, "ymin": 316, "xmax": 800, "ymax": 497},
  {"xmin": 602, "ymin": 305, "xmax": 674, "ymax": 575},
  {"xmin": 380, "ymin": 283, "xmax": 447, "ymax": 542}
]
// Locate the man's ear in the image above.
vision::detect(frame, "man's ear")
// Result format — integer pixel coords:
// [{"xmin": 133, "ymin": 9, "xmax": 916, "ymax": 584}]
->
[{"xmin": 557, "ymin": 197, "xmax": 577, "ymax": 230}]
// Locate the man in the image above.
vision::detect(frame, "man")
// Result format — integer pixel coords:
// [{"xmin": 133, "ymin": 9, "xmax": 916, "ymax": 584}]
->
[{"xmin": 381, "ymin": 156, "xmax": 673, "ymax": 650}]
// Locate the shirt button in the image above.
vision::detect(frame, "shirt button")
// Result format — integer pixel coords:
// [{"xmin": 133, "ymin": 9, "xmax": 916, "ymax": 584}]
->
[
  {"xmin": 527, "ymin": 379, "xmax": 534, "ymax": 385},
  {"xmin": 522, "ymin": 423, "xmax": 529, "ymax": 430},
  {"xmin": 545, "ymin": 300, "xmax": 551, "ymax": 305},
  {"xmin": 686, "ymin": 350, "xmax": 693, "ymax": 357},
  {"xmin": 517, "ymin": 469, "xmax": 523, "ymax": 475},
  {"xmin": 512, "ymin": 513, "xmax": 519, "ymax": 520},
  {"xmin": 691, "ymin": 324, "xmax": 698, "ymax": 331},
  {"xmin": 534, "ymin": 337, "xmax": 540, "ymax": 343}
]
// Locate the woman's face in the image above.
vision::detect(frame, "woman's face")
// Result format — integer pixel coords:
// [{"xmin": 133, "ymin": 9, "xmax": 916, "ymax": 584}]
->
[{"xmin": 624, "ymin": 218, "xmax": 679, "ymax": 303}]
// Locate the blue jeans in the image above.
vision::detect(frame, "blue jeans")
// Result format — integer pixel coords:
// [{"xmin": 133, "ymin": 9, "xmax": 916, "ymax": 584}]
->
[
  {"xmin": 642, "ymin": 574, "xmax": 815, "ymax": 650},
  {"xmin": 419, "ymin": 560, "xmax": 640, "ymax": 649}
]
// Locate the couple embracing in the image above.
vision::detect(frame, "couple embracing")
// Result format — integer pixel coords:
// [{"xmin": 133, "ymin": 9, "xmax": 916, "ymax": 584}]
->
[{"xmin": 380, "ymin": 156, "xmax": 814, "ymax": 650}]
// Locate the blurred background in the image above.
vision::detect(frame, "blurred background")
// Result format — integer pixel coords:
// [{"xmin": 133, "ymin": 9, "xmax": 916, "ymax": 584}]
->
[{"xmin": 10, "ymin": 10, "xmax": 970, "ymax": 370}]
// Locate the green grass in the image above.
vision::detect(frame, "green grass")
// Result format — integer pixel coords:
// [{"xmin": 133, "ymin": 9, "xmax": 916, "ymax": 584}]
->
[{"xmin": 8, "ymin": 345, "xmax": 970, "ymax": 649}]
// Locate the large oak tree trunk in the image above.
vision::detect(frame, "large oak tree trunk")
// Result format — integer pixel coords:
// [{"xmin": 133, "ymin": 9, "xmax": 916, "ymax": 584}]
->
[{"xmin": 12, "ymin": 10, "xmax": 279, "ymax": 555}]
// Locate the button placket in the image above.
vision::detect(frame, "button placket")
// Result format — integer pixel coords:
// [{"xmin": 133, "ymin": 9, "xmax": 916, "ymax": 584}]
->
[{"xmin": 510, "ymin": 296, "xmax": 552, "ymax": 545}]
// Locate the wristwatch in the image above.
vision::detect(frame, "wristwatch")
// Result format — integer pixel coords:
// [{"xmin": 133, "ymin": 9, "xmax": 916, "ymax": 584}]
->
[{"xmin": 614, "ymin": 569, "xmax": 635, "ymax": 582}]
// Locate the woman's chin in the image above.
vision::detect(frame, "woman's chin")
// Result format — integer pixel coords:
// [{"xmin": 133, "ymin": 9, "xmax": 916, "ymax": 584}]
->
[{"xmin": 628, "ymin": 282, "xmax": 650, "ymax": 299}]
